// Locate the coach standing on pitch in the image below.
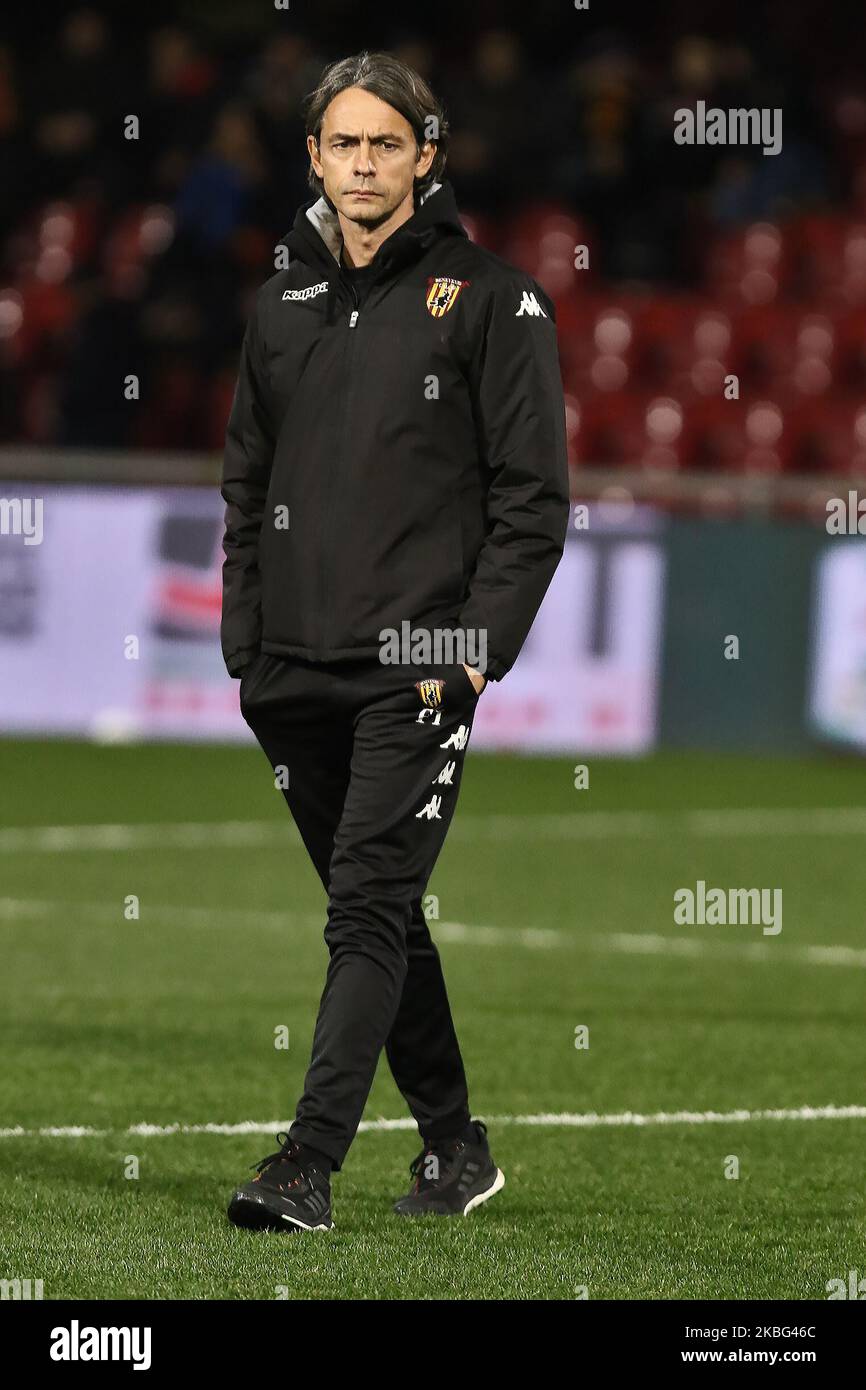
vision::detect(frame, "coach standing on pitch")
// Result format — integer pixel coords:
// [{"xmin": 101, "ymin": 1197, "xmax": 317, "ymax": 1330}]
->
[{"xmin": 221, "ymin": 51, "xmax": 569, "ymax": 1232}]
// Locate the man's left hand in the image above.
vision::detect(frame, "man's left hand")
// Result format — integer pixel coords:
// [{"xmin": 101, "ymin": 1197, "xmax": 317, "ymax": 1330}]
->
[{"xmin": 463, "ymin": 664, "xmax": 487, "ymax": 695}]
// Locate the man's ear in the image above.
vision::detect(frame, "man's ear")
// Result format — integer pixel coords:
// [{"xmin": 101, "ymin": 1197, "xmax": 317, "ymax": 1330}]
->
[
  {"xmin": 415, "ymin": 140, "xmax": 436, "ymax": 178},
  {"xmin": 307, "ymin": 132, "xmax": 322, "ymax": 177}
]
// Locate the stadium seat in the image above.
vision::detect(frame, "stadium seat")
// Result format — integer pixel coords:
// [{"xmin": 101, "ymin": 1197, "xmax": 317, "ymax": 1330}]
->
[
  {"xmin": 3, "ymin": 277, "xmax": 77, "ymax": 363},
  {"xmin": 458, "ymin": 208, "xmax": 500, "ymax": 252},
  {"xmin": 790, "ymin": 397, "xmax": 866, "ymax": 476},
  {"xmin": 686, "ymin": 396, "xmax": 747, "ymax": 471},
  {"xmin": 728, "ymin": 303, "xmax": 799, "ymax": 392},
  {"xmin": 7, "ymin": 198, "xmax": 102, "ymax": 279},
  {"xmin": 639, "ymin": 394, "xmax": 689, "ymax": 472},
  {"xmin": 502, "ymin": 202, "xmax": 593, "ymax": 299},
  {"xmin": 630, "ymin": 298, "xmax": 701, "ymax": 390},
  {"xmin": 574, "ymin": 391, "xmax": 646, "ymax": 468},
  {"xmin": 705, "ymin": 221, "xmax": 794, "ymax": 304},
  {"xmin": 134, "ymin": 361, "xmax": 204, "ymax": 449},
  {"xmin": 103, "ymin": 205, "xmax": 176, "ymax": 295},
  {"xmin": 740, "ymin": 398, "xmax": 793, "ymax": 474},
  {"xmin": 796, "ymin": 213, "xmax": 866, "ymax": 303},
  {"xmin": 834, "ymin": 305, "xmax": 866, "ymax": 387}
]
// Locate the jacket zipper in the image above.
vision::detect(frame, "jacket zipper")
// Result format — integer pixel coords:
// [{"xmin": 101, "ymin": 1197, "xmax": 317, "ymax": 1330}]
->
[{"xmin": 318, "ymin": 278, "xmax": 361, "ymax": 648}]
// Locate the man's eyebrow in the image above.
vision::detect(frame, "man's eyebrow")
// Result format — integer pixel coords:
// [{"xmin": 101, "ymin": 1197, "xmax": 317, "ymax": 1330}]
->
[{"xmin": 327, "ymin": 131, "xmax": 407, "ymax": 142}]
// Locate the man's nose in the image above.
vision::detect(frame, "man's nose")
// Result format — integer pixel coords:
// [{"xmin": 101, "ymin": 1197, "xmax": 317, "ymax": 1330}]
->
[{"xmin": 354, "ymin": 140, "xmax": 376, "ymax": 175}]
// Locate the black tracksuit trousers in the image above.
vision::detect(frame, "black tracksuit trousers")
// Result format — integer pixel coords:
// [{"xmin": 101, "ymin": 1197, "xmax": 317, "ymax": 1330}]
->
[{"xmin": 239, "ymin": 648, "xmax": 481, "ymax": 1171}]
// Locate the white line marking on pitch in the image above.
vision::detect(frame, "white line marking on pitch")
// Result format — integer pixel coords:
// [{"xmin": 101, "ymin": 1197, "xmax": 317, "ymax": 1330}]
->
[
  {"xmin": 0, "ymin": 897, "xmax": 322, "ymax": 933},
  {"xmin": 2, "ymin": 1104, "xmax": 865, "ymax": 1141},
  {"xmin": 4, "ymin": 806, "xmax": 866, "ymax": 854},
  {"xmin": 606, "ymin": 932, "xmax": 866, "ymax": 968},
  {"xmin": 0, "ymin": 821, "xmax": 300, "ymax": 854},
  {"xmin": 0, "ymin": 897, "xmax": 564, "ymax": 951},
  {"xmin": 1, "ymin": 898, "xmax": 863, "ymax": 966}
]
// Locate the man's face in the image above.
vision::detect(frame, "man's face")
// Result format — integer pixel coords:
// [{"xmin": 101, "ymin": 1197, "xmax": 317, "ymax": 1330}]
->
[{"xmin": 307, "ymin": 86, "xmax": 435, "ymax": 228}]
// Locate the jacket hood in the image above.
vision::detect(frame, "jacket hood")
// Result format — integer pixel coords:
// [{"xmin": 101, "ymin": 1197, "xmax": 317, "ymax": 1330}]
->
[{"xmin": 279, "ymin": 179, "xmax": 469, "ymax": 323}]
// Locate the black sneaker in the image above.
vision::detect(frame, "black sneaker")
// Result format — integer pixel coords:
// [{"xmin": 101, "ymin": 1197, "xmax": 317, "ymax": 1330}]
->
[
  {"xmin": 227, "ymin": 1132, "xmax": 333, "ymax": 1232},
  {"xmin": 393, "ymin": 1120, "xmax": 505, "ymax": 1217}
]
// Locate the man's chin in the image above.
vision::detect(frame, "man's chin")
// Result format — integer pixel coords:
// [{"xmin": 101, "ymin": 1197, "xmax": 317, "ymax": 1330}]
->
[
  {"xmin": 341, "ymin": 201, "xmax": 393, "ymax": 230},
  {"xmin": 336, "ymin": 189, "xmax": 394, "ymax": 215}
]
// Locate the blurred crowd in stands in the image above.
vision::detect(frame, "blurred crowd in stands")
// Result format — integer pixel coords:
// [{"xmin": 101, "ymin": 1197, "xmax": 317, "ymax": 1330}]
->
[{"xmin": 1, "ymin": 2, "xmax": 865, "ymax": 473}]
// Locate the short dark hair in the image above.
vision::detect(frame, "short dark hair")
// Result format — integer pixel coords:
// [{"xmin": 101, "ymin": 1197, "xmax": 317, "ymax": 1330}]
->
[{"xmin": 302, "ymin": 51, "xmax": 450, "ymax": 200}]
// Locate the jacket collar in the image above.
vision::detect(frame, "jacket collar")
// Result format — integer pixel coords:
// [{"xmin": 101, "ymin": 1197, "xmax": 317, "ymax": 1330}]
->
[{"xmin": 281, "ymin": 179, "xmax": 468, "ymax": 278}]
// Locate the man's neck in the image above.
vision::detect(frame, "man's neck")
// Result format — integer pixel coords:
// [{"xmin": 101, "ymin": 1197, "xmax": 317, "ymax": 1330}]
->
[{"xmin": 338, "ymin": 189, "xmax": 416, "ymax": 268}]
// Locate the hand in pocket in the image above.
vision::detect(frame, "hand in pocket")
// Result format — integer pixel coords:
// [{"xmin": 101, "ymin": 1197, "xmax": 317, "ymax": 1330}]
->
[{"xmin": 462, "ymin": 664, "xmax": 487, "ymax": 695}]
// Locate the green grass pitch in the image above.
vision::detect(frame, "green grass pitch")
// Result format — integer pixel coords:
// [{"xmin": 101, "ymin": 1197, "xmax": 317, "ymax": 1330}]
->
[{"xmin": 1, "ymin": 738, "xmax": 865, "ymax": 1300}]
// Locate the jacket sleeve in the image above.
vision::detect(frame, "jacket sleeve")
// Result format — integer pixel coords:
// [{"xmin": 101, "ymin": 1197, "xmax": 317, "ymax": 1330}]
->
[
  {"xmin": 220, "ymin": 299, "xmax": 275, "ymax": 677},
  {"xmin": 459, "ymin": 275, "xmax": 570, "ymax": 682}
]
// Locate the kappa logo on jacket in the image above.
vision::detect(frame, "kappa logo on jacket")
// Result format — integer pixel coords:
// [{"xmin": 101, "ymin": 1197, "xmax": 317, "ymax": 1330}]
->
[
  {"xmin": 515, "ymin": 290, "xmax": 548, "ymax": 318},
  {"xmin": 282, "ymin": 282, "xmax": 329, "ymax": 302},
  {"xmin": 426, "ymin": 276, "xmax": 470, "ymax": 318}
]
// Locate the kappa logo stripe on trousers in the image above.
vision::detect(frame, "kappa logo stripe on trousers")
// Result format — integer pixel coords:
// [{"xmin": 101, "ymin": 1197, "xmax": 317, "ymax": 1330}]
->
[{"xmin": 240, "ymin": 650, "xmax": 482, "ymax": 1170}]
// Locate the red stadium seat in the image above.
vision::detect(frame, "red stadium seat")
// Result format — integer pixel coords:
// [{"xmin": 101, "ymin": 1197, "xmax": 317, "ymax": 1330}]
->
[
  {"xmin": 103, "ymin": 205, "xmax": 175, "ymax": 295},
  {"xmin": 3, "ymin": 277, "xmax": 77, "ymax": 364},
  {"xmin": 562, "ymin": 295, "xmax": 647, "ymax": 394},
  {"xmin": 573, "ymin": 391, "xmax": 646, "ymax": 468},
  {"xmin": 740, "ymin": 398, "xmax": 793, "ymax": 474},
  {"xmin": 834, "ymin": 306, "xmax": 866, "ymax": 387},
  {"xmin": 727, "ymin": 304, "xmax": 799, "ymax": 392},
  {"xmin": 686, "ymin": 396, "xmax": 747, "ymax": 471},
  {"xmin": 687, "ymin": 306, "xmax": 736, "ymax": 397},
  {"xmin": 630, "ymin": 298, "xmax": 702, "ymax": 390},
  {"xmin": 705, "ymin": 221, "xmax": 794, "ymax": 304},
  {"xmin": 688, "ymin": 395, "xmax": 796, "ymax": 476},
  {"xmin": 796, "ymin": 214, "xmax": 866, "ymax": 303},
  {"xmin": 639, "ymin": 395, "xmax": 689, "ymax": 472},
  {"xmin": 502, "ymin": 203, "xmax": 594, "ymax": 299},
  {"xmin": 790, "ymin": 397, "xmax": 866, "ymax": 476},
  {"xmin": 790, "ymin": 311, "xmax": 838, "ymax": 395},
  {"xmin": 134, "ymin": 362, "xmax": 204, "ymax": 449},
  {"xmin": 457, "ymin": 208, "xmax": 501, "ymax": 253},
  {"xmin": 7, "ymin": 198, "xmax": 103, "ymax": 279}
]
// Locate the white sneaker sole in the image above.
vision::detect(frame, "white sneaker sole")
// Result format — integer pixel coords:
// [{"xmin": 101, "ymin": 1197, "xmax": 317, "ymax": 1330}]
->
[
  {"xmin": 280, "ymin": 1213, "xmax": 334, "ymax": 1232},
  {"xmin": 462, "ymin": 1167, "xmax": 505, "ymax": 1215}
]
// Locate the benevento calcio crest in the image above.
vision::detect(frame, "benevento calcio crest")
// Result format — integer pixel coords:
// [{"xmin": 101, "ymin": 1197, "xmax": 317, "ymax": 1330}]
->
[
  {"xmin": 426, "ymin": 276, "xmax": 470, "ymax": 318},
  {"xmin": 415, "ymin": 677, "xmax": 445, "ymax": 709}
]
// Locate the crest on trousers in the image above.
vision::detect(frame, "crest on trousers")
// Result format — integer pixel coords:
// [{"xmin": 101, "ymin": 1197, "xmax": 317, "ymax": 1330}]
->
[
  {"xmin": 426, "ymin": 276, "xmax": 470, "ymax": 317},
  {"xmin": 415, "ymin": 677, "xmax": 445, "ymax": 709}
]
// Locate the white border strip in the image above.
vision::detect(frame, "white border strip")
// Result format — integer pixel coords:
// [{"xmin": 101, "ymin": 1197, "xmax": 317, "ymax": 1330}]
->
[
  {"xmin": 2, "ymin": 1105, "xmax": 865, "ymax": 1141},
  {"xmin": 3, "ymin": 899, "xmax": 864, "ymax": 967},
  {"xmin": 4, "ymin": 807, "xmax": 866, "ymax": 854}
]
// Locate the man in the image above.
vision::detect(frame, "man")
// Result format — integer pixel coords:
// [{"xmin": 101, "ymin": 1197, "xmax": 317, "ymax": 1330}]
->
[{"xmin": 221, "ymin": 51, "xmax": 569, "ymax": 1232}]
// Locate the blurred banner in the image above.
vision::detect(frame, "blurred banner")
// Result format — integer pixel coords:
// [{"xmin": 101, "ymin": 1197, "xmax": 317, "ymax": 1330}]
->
[
  {"xmin": 5, "ymin": 481, "xmax": 858, "ymax": 753},
  {"xmin": 660, "ymin": 514, "xmax": 824, "ymax": 753},
  {"xmin": 810, "ymin": 539, "xmax": 866, "ymax": 749},
  {"xmin": 0, "ymin": 486, "xmax": 666, "ymax": 751}
]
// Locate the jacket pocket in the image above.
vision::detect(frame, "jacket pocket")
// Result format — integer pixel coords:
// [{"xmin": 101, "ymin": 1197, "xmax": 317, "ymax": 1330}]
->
[
  {"xmin": 239, "ymin": 650, "xmax": 272, "ymax": 714},
  {"xmin": 421, "ymin": 657, "xmax": 481, "ymax": 710}
]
